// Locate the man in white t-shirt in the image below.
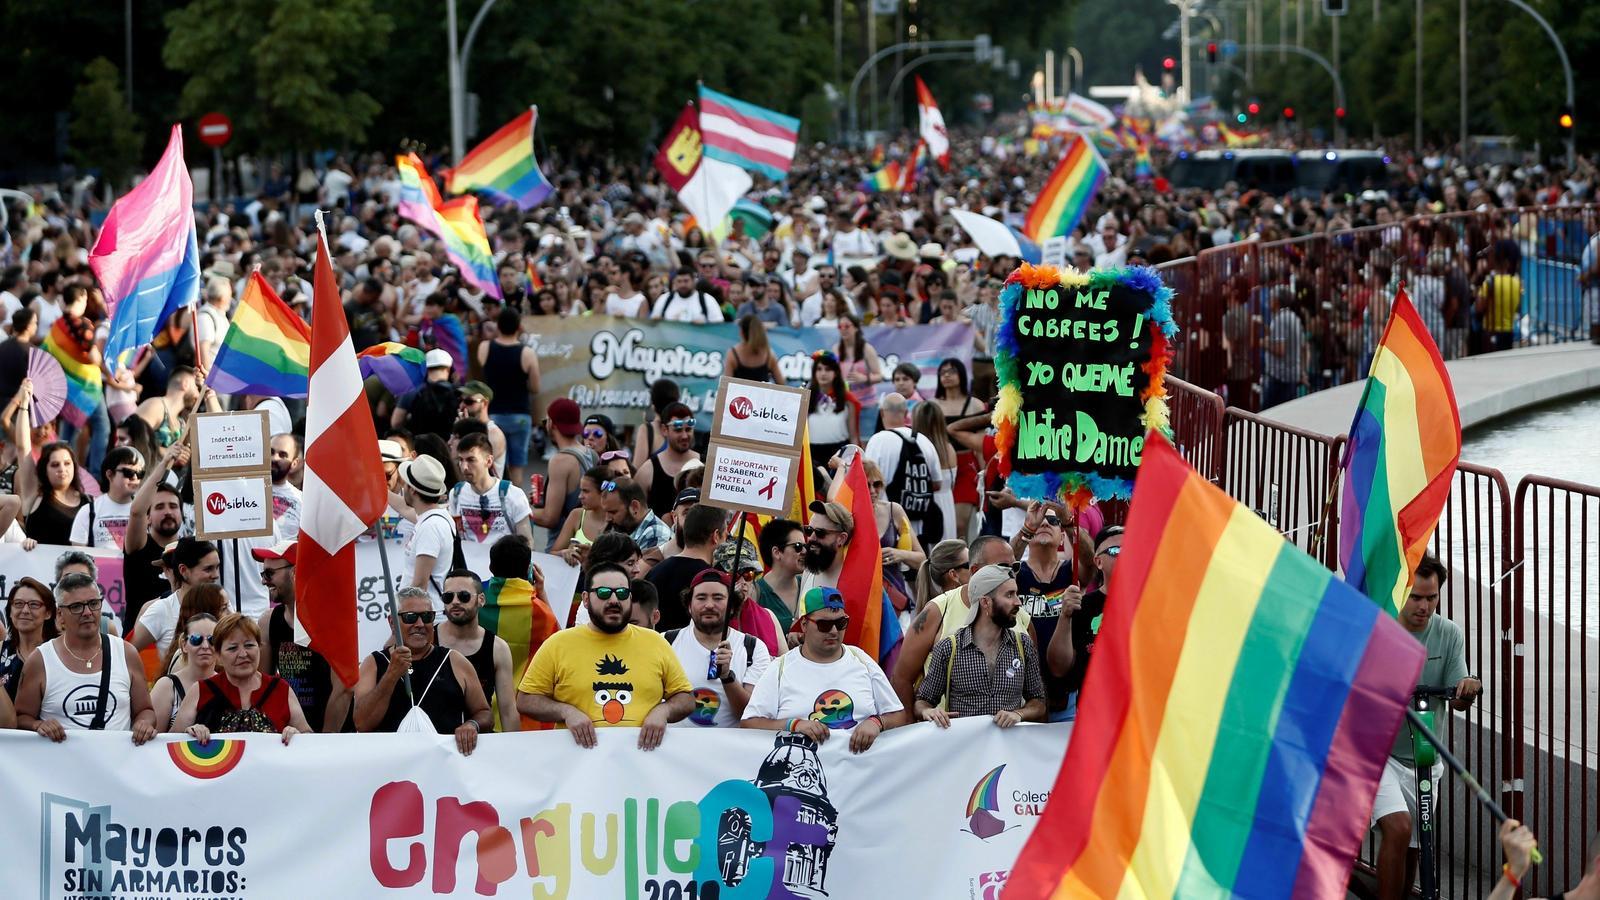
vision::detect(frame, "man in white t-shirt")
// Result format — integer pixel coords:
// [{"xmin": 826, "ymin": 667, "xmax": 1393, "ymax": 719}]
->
[
  {"xmin": 269, "ymin": 433, "xmax": 303, "ymax": 540},
  {"xmin": 397, "ymin": 454, "xmax": 456, "ymax": 601},
  {"xmin": 651, "ymin": 270, "xmax": 725, "ymax": 323},
  {"xmin": 864, "ymin": 393, "xmax": 944, "ymax": 540},
  {"xmin": 741, "ymin": 586, "xmax": 906, "ymax": 753},
  {"xmin": 195, "ymin": 276, "xmax": 233, "ymax": 372},
  {"xmin": 448, "ymin": 432, "xmax": 533, "ymax": 545},
  {"xmin": 72, "ymin": 447, "xmax": 143, "ymax": 550},
  {"xmin": 668, "ymin": 570, "xmax": 771, "ymax": 728},
  {"xmin": 829, "ymin": 212, "xmax": 877, "ymax": 268},
  {"xmin": 783, "ymin": 246, "xmax": 820, "ymax": 304}
]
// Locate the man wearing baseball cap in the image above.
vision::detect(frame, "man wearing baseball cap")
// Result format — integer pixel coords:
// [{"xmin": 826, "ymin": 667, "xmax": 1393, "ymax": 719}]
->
[
  {"xmin": 741, "ymin": 586, "xmax": 907, "ymax": 754},
  {"xmin": 390, "ymin": 348, "xmax": 460, "ymax": 443},
  {"xmin": 914, "ymin": 565, "xmax": 1044, "ymax": 730},
  {"xmin": 363, "ymin": 440, "xmax": 412, "ymax": 543},
  {"xmin": 252, "ymin": 541, "xmax": 350, "ymax": 733},
  {"xmin": 456, "ymin": 381, "xmax": 507, "ymax": 476},
  {"xmin": 396, "ymin": 454, "xmax": 457, "ymax": 598},
  {"xmin": 529, "ymin": 397, "xmax": 597, "ymax": 548},
  {"xmin": 799, "ymin": 500, "xmax": 854, "ymax": 595}
]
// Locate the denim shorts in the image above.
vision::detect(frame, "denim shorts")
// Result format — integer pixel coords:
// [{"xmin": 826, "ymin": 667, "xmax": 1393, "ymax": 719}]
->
[{"xmin": 490, "ymin": 413, "xmax": 533, "ymax": 468}]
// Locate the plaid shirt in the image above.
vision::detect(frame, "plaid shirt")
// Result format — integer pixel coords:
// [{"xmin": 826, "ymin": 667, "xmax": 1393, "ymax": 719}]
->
[
  {"xmin": 630, "ymin": 511, "xmax": 673, "ymax": 552},
  {"xmin": 917, "ymin": 625, "xmax": 1045, "ymax": 718}
]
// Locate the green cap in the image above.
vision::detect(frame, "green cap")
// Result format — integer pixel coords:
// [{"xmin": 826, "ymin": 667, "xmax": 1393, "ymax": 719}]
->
[{"xmin": 801, "ymin": 586, "xmax": 845, "ymax": 616}]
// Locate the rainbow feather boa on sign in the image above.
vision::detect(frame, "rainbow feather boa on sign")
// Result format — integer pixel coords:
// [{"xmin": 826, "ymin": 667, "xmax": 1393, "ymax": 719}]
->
[{"xmin": 992, "ymin": 263, "xmax": 1178, "ymax": 507}]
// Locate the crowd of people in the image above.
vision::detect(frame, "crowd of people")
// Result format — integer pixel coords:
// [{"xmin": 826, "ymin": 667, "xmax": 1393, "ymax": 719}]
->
[{"xmin": 0, "ymin": 118, "xmax": 1596, "ymax": 897}]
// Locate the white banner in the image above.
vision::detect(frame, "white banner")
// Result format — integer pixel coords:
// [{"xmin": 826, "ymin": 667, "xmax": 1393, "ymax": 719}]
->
[
  {"xmin": 0, "ymin": 720, "xmax": 1068, "ymax": 899},
  {"xmin": 0, "ymin": 543, "xmax": 127, "ymax": 616}
]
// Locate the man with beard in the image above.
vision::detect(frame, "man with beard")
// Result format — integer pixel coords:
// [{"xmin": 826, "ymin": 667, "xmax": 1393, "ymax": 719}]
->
[
  {"xmin": 1047, "ymin": 525, "xmax": 1122, "ymax": 718},
  {"xmin": 635, "ymin": 401, "xmax": 701, "ymax": 517},
  {"xmin": 517, "ymin": 562, "xmax": 693, "ymax": 750},
  {"xmin": 891, "ymin": 535, "xmax": 1025, "ymax": 710},
  {"xmin": 254, "ymin": 541, "xmax": 351, "ymax": 733},
  {"xmin": 601, "ymin": 477, "xmax": 672, "ymax": 562},
  {"xmin": 650, "ymin": 267, "xmax": 725, "ymax": 324},
  {"xmin": 437, "ymin": 569, "xmax": 519, "ymax": 732},
  {"xmin": 915, "ymin": 565, "xmax": 1045, "ymax": 728},
  {"xmin": 122, "ymin": 442, "xmax": 189, "ymax": 633},
  {"xmin": 798, "ymin": 500, "xmax": 853, "ymax": 595},
  {"xmin": 644, "ymin": 502, "xmax": 726, "ymax": 631},
  {"xmin": 269, "ymin": 433, "xmax": 302, "ymax": 540},
  {"xmin": 665, "ymin": 570, "xmax": 771, "ymax": 728},
  {"xmin": 354, "ymin": 588, "xmax": 491, "ymax": 755}
]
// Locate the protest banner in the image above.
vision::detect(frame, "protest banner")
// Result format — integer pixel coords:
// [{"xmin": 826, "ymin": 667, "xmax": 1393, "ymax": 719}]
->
[
  {"xmin": 523, "ymin": 316, "xmax": 974, "ymax": 429},
  {"xmin": 0, "ymin": 544, "xmax": 127, "ymax": 617},
  {"xmin": 993, "ymin": 264, "xmax": 1179, "ymax": 506},
  {"xmin": 190, "ymin": 410, "xmax": 274, "ymax": 540},
  {"xmin": 0, "ymin": 719, "xmax": 1068, "ymax": 899}
]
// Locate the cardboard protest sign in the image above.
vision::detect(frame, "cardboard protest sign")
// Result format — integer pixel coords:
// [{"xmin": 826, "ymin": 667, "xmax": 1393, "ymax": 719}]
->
[{"xmin": 993, "ymin": 264, "xmax": 1178, "ymax": 506}]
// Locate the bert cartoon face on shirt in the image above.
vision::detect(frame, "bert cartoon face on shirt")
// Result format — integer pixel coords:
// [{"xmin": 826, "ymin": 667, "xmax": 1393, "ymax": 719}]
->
[{"xmin": 592, "ymin": 654, "xmax": 634, "ymax": 724}]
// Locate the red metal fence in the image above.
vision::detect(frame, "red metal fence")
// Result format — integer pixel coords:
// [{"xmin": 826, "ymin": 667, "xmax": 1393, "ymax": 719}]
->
[{"xmin": 1160, "ymin": 376, "xmax": 1596, "ymax": 898}]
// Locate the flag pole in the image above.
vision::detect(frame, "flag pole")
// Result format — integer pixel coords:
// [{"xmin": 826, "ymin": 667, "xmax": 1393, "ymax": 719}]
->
[{"xmin": 1404, "ymin": 708, "xmax": 1543, "ymax": 864}]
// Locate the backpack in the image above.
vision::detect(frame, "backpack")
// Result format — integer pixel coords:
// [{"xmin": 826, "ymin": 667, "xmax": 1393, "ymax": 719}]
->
[
  {"xmin": 665, "ymin": 629, "xmax": 759, "ymax": 673},
  {"xmin": 407, "ymin": 381, "xmax": 459, "ymax": 442},
  {"xmin": 887, "ymin": 428, "xmax": 938, "ymax": 532},
  {"xmin": 419, "ymin": 509, "xmax": 467, "ymax": 600},
  {"xmin": 942, "ymin": 631, "xmax": 1024, "ymax": 705},
  {"xmin": 450, "ymin": 480, "xmax": 513, "ymax": 540}
]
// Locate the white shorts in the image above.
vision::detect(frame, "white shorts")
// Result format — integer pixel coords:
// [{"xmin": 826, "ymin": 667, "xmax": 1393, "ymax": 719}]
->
[{"xmin": 1371, "ymin": 756, "xmax": 1445, "ymax": 849}]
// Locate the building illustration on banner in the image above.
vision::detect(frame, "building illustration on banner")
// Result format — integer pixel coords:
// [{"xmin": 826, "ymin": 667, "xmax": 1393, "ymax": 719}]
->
[{"xmin": 717, "ymin": 732, "xmax": 840, "ymax": 897}]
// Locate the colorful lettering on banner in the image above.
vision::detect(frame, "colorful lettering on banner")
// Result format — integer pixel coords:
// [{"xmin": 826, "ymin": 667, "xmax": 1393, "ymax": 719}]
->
[
  {"xmin": 0, "ymin": 720, "xmax": 1069, "ymax": 899},
  {"xmin": 525, "ymin": 315, "xmax": 975, "ymax": 430},
  {"xmin": 992, "ymin": 264, "xmax": 1180, "ymax": 507}
]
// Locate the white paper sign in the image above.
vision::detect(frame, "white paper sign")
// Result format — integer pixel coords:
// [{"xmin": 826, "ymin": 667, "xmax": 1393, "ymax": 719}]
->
[
  {"xmin": 1042, "ymin": 235, "xmax": 1069, "ymax": 268},
  {"xmin": 194, "ymin": 475, "xmax": 274, "ymax": 539},
  {"xmin": 711, "ymin": 378, "xmax": 809, "ymax": 451},
  {"xmin": 192, "ymin": 410, "xmax": 270, "ymax": 475},
  {"xmin": 703, "ymin": 443, "xmax": 800, "ymax": 516}
]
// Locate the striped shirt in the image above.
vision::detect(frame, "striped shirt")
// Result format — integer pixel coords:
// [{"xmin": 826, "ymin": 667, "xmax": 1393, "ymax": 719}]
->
[{"xmin": 917, "ymin": 625, "xmax": 1045, "ymax": 718}]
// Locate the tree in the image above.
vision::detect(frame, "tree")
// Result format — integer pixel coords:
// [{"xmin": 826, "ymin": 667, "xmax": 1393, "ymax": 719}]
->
[
  {"xmin": 163, "ymin": 0, "xmax": 394, "ymax": 152},
  {"xmin": 68, "ymin": 57, "xmax": 144, "ymax": 189}
]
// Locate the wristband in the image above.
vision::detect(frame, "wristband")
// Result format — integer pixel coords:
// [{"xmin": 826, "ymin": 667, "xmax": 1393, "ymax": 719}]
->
[
  {"xmin": 1018, "ymin": 529, "xmax": 1035, "ymax": 540},
  {"xmin": 867, "ymin": 714, "xmax": 883, "ymax": 730},
  {"xmin": 785, "ymin": 718, "xmax": 799, "ymax": 733},
  {"xmin": 464, "ymin": 719, "xmax": 480, "ymax": 731},
  {"xmin": 719, "ymin": 671, "xmax": 736, "ymax": 684},
  {"xmin": 1501, "ymin": 864, "xmax": 1520, "ymax": 889}
]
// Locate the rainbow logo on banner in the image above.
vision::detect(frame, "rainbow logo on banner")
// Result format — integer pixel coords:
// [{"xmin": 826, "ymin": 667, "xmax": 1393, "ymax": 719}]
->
[{"xmin": 167, "ymin": 739, "xmax": 245, "ymax": 780}]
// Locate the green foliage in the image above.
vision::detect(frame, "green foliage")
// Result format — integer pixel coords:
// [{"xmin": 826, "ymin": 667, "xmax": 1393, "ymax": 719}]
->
[
  {"xmin": 68, "ymin": 57, "xmax": 144, "ymax": 188},
  {"xmin": 163, "ymin": 0, "xmax": 394, "ymax": 152}
]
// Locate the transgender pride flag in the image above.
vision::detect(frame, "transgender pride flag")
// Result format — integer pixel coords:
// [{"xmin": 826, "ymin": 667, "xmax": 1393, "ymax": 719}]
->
[
  {"xmin": 90, "ymin": 124, "xmax": 200, "ymax": 369},
  {"xmin": 697, "ymin": 86, "xmax": 800, "ymax": 180}
]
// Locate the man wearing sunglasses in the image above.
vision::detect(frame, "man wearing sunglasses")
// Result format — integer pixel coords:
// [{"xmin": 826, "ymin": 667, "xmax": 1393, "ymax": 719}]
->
[
  {"xmin": 518, "ymin": 562, "xmax": 694, "ymax": 750},
  {"xmin": 1046, "ymin": 526, "xmax": 1123, "ymax": 723},
  {"xmin": 742, "ymin": 587, "xmax": 907, "ymax": 754},
  {"xmin": 355, "ymin": 587, "xmax": 493, "ymax": 756},
  {"xmin": 634, "ymin": 401, "xmax": 700, "ymax": 517},
  {"xmin": 1013, "ymin": 500, "xmax": 1084, "ymax": 723},
  {"xmin": 437, "ymin": 570, "xmax": 519, "ymax": 733},
  {"xmin": 799, "ymin": 501, "xmax": 853, "ymax": 595},
  {"xmin": 254, "ymin": 541, "xmax": 349, "ymax": 734},
  {"xmin": 71, "ymin": 446, "xmax": 144, "ymax": 550},
  {"xmin": 455, "ymin": 382, "xmax": 507, "ymax": 479}
]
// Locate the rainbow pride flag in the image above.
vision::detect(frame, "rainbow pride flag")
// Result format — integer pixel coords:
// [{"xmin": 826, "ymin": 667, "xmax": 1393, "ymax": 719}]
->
[
  {"xmin": 481, "ymin": 576, "xmax": 560, "ymax": 730},
  {"xmin": 446, "ymin": 106, "xmax": 554, "ymax": 210},
  {"xmin": 357, "ymin": 342, "xmax": 428, "ymax": 396},
  {"xmin": 1339, "ymin": 287, "xmax": 1461, "ymax": 617},
  {"xmin": 865, "ymin": 159, "xmax": 903, "ymax": 193},
  {"xmin": 1022, "ymin": 134, "xmax": 1107, "ymax": 242},
  {"xmin": 831, "ymin": 454, "xmax": 901, "ymax": 666},
  {"xmin": 90, "ymin": 124, "xmax": 200, "ymax": 369},
  {"xmin": 206, "ymin": 273, "xmax": 311, "ymax": 397},
  {"xmin": 434, "ymin": 196, "xmax": 502, "ymax": 301},
  {"xmin": 41, "ymin": 317, "xmax": 101, "ymax": 426},
  {"xmin": 395, "ymin": 152, "xmax": 445, "ymax": 238},
  {"xmin": 1005, "ymin": 436, "xmax": 1423, "ymax": 900}
]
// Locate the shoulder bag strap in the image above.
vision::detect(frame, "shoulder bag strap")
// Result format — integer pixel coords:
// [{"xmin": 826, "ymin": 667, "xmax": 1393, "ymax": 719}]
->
[{"xmin": 88, "ymin": 634, "xmax": 113, "ymax": 731}]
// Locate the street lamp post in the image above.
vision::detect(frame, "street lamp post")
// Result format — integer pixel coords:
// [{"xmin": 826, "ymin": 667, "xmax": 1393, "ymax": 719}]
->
[
  {"xmin": 848, "ymin": 37, "xmax": 986, "ymax": 144},
  {"xmin": 1169, "ymin": 0, "xmax": 1194, "ymax": 102},
  {"xmin": 446, "ymin": 0, "xmax": 502, "ymax": 164},
  {"xmin": 1498, "ymin": 0, "xmax": 1575, "ymax": 168}
]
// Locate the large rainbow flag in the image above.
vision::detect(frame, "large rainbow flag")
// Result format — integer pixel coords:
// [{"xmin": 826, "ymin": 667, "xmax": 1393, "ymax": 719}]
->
[
  {"xmin": 356, "ymin": 342, "xmax": 428, "ymax": 396},
  {"xmin": 1022, "ymin": 134, "xmax": 1107, "ymax": 242},
  {"xmin": 864, "ymin": 159, "xmax": 903, "ymax": 193},
  {"xmin": 481, "ymin": 575, "xmax": 560, "ymax": 730},
  {"xmin": 41, "ymin": 317, "xmax": 101, "ymax": 426},
  {"xmin": 206, "ymin": 273, "xmax": 311, "ymax": 397},
  {"xmin": 446, "ymin": 106, "xmax": 554, "ymax": 210},
  {"xmin": 831, "ymin": 454, "xmax": 901, "ymax": 666},
  {"xmin": 434, "ymin": 196, "xmax": 502, "ymax": 301},
  {"xmin": 1339, "ymin": 287, "xmax": 1461, "ymax": 617},
  {"xmin": 1005, "ymin": 436, "xmax": 1423, "ymax": 900},
  {"xmin": 90, "ymin": 124, "xmax": 200, "ymax": 369},
  {"xmin": 395, "ymin": 152, "xmax": 445, "ymax": 238},
  {"xmin": 409, "ymin": 311, "xmax": 470, "ymax": 381}
]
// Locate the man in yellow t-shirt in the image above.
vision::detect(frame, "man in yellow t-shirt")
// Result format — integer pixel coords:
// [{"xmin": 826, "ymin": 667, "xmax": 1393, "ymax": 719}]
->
[
  {"xmin": 1475, "ymin": 252, "xmax": 1522, "ymax": 352},
  {"xmin": 516, "ymin": 561, "xmax": 693, "ymax": 750}
]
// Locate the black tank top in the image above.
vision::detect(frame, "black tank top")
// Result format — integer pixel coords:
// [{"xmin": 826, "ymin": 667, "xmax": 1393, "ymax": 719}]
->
[
  {"xmin": 459, "ymin": 632, "xmax": 497, "ymax": 724},
  {"xmin": 646, "ymin": 453, "xmax": 678, "ymax": 516},
  {"xmin": 269, "ymin": 604, "xmax": 336, "ymax": 732},
  {"xmin": 731, "ymin": 347, "xmax": 775, "ymax": 383},
  {"xmin": 372, "ymin": 645, "xmax": 467, "ymax": 734},
  {"xmin": 481, "ymin": 341, "xmax": 529, "ymax": 415},
  {"xmin": 25, "ymin": 494, "xmax": 83, "ymax": 546}
]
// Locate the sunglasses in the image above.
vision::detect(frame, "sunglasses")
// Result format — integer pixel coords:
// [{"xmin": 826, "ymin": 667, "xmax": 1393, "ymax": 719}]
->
[
  {"xmin": 398, "ymin": 610, "xmax": 436, "ymax": 624},
  {"xmin": 869, "ymin": 481, "xmax": 885, "ymax": 490},
  {"xmin": 583, "ymin": 428, "xmax": 608, "ymax": 440},
  {"xmin": 186, "ymin": 633, "xmax": 215, "ymax": 647},
  {"xmin": 591, "ymin": 586, "xmax": 633, "ymax": 601},
  {"xmin": 116, "ymin": 467, "xmax": 144, "ymax": 480},
  {"xmin": 443, "ymin": 590, "xmax": 477, "ymax": 605},
  {"xmin": 1097, "ymin": 545, "xmax": 1123, "ymax": 558},
  {"xmin": 600, "ymin": 449, "xmax": 631, "ymax": 462},
  {"xmin": 784, "ymin": 541, "xmax": 807, "ymax": 553},
  {"xmin": 600, "ymin": 480, "xmax": 619, "ymax": 492},
  {"xmin": 1043, "ymin": 514, "xmax": 1063, "ymax": 527},
  {"xmin": 803, "ymin": 526, "xmax": 840, "ymax": 538},
  {"xmin": 950, "ymin": 560, "xmax": 971, "ymax": 571},
  {"xmin": 724, "ymin": 569, "xmax": 760, "ymax": 583},
  {"xmin": 668, "ymin": 419, "xmax": 696, "ymax": 431},
  {"xmin": 809, "ymin": 616, "xmax": 850, "ymax": 632}
]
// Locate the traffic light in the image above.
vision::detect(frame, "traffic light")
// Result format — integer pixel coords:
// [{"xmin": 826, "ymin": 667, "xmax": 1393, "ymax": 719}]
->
[
  {"xmin": 1335, "ymin": 106, "xmax": 1347, "ymax": 119},
  {"xmin": 1558, "ymin": 105, "xmax": 1574, "ymax": 130},
  {"xmin": 1163, "ymin": 56, "xmax": 1176, "ymax": 71},
  {"xmin": 1283, "ymin": 106, "xmax": 1296, "ymax": 120},
  {"xmin": 1207, "ymin": 42, "xmax": 1218, "ymax": 64},
  {"xmin": 1247, "ymin": 101, "xmax": 1261, "ymax": 115}
]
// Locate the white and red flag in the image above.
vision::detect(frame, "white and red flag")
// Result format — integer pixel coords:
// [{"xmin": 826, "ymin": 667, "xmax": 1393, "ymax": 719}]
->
[
  {"xmin": 915, "ymin": 76, "xmax": 950, "ymax": 169},
  {"xmin": 296, "ymin": 214, "xmax": 388, "ymax": 687}
]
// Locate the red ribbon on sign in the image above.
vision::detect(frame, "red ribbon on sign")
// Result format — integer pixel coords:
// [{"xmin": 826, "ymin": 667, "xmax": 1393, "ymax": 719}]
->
[{"xmin": 758, "ymin": 476, "xmax": 779, "ymax": 499}]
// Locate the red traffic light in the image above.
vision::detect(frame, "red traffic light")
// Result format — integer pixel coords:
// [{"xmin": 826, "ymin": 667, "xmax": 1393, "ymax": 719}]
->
[
  {"xmin": 1247, "ymin": 102, "xmax": 1261, "ymax": 115},
  {"xmin": 1163, "ymin": 56, "xmax": 1176, "ymax": 70},
  {"xmin": 1335, "ymin": 106, "xmax": 1347, "ymax": 119},
  {"xmin": 1207, "ymin": 42, "xmax": 1218, "ymax": 63},
  {"xmin": 1283, "ymin": 106, "xmax": 1296, "ymax": 119}
]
